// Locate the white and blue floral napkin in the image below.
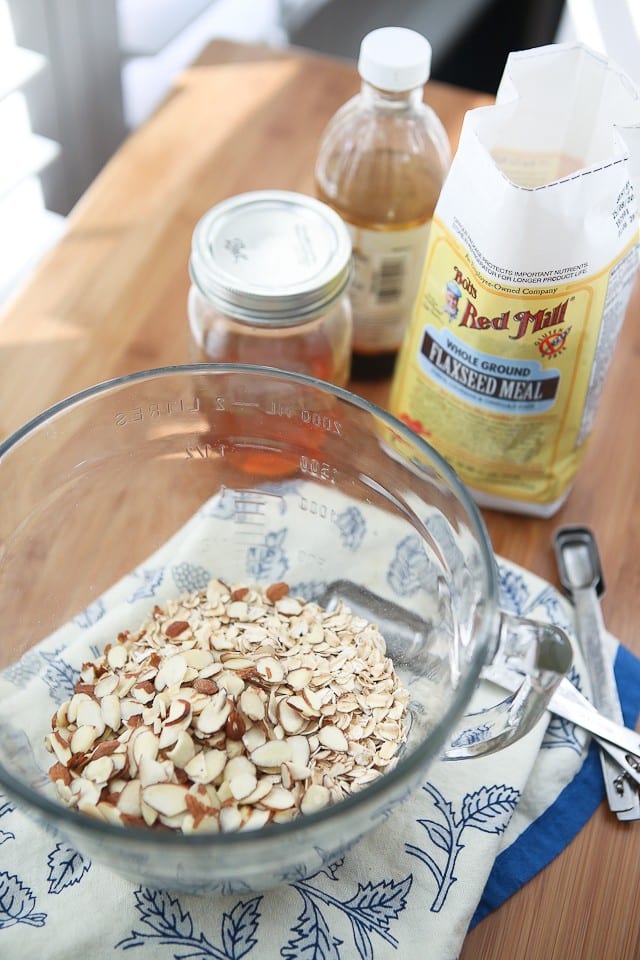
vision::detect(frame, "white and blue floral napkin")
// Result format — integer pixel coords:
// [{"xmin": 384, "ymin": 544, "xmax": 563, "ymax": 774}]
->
[{"xmin": 1, "ymin": 489, "xmax": 639, "ymax": 960}]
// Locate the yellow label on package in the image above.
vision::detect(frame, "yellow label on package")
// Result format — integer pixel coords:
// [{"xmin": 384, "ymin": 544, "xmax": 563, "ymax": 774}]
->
[{"xmin": 390, "ymin": 218, "xmax": 638, "ymax": 512}]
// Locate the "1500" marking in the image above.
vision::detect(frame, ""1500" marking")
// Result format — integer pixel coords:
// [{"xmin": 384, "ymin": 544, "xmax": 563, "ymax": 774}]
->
[{"xmin": 299, "ymin": 456, "xmax": 337, "ymax": 483}]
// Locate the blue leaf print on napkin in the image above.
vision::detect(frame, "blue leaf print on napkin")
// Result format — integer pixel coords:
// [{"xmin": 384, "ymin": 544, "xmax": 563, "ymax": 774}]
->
[
  {"xmin": 73, "ymin": 599, "xmax": 106, "ymax": 628},
  {"xmin": 387, "ymin": 535, "xmax": 431, "ymax": 596},
  {"xmin": 281, "ymin": 888, "xmax": 343, "ymax": 960},
  {"xmin": 2, "ymin": 648, "xmax": 43, "ymax": 688},
  {"xmin": 116, "ymin": 887, "xmax": 262, "ymax": 958},
  {"xmin": 41, "ymin": 649, "xmax": 78, "ymax": 702},
  {"xmin": 46, "ymin": 843, "xmax": 91, "ymax": 894},
  {"xmin": 497, "ymin": 564, "xmax": 530, "ymax": 615},
  {"xmin": 449, "ymin": 723, "xmax": 492, "ymax": 748},
  {"xmin": 247, "ymin": 529, "xmax": 288, "ymax": 581},
  {"xmin": 127, "ymin": 567, "xmax": 165, "ymax": 602},
  {"xmin": 534, "ymin": 586, "xmax": 572, "ymax": 635},
  {"xmin": 291, "ymin": 581, "xmax": 328, "ymax": 604},
  {"xmin": 317, "ymin": 859, "xmax": 344, "ymax": 882},
  {"xmin": 0, "ymin": 872, "xmax": 47, "ymax": 929},
  {"xmin": 461, "ymin": 786, "xmax": 521, "ymax": 833},
  {"xmin": 0, "ymin": 795, "xmax": 15, "ymax": 846},
  {"xmin": 334, "ymin": 507, "xmax": 366, "ymax": 551},
  {"xmin": 172, "ymin": 562, "xmax": 211, "ymax": 594},
  {"xmin": 406, "ymin": 782, "xmax": 519, "ymax": 912},
  {"xmin": 284, "ymin": 867, "xmax": 411, "ymax": 959},
  {"xmin": 220, "ymin": 898, "xmax": 262, "ymax": 959}
]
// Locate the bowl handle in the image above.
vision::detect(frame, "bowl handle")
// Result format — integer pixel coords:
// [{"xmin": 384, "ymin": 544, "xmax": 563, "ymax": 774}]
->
[{"xmin": 443, "ymin": 611, "xmax": 572, "ymax": 759}]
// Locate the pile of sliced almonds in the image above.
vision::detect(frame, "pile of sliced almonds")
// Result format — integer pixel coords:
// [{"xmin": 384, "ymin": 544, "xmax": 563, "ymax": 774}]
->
[{"xmin": 45, "ymin": 579, "xmax": 409, "ymax": 833}]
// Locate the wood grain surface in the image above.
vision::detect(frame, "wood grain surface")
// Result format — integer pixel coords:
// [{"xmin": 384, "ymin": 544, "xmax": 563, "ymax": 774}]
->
[{"xmin": 0, "ymin": 39, "xmax": 638, "ymax": 959}]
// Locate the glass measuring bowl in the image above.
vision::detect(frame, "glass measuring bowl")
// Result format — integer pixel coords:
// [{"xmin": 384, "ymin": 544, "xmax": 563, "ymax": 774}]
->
[{"xmin": 0, "ymin": 364, "xmax": 570, "ymax": 893}]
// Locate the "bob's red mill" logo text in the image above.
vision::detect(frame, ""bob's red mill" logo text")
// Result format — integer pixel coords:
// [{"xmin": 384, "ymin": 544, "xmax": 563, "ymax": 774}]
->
[{"xmin": 450, "ymin": 269, "xmax": 569, "ymax": 340}]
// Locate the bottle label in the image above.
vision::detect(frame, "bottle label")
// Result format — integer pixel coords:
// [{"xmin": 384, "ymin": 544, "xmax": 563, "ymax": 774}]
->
[
  {"xmin": 390, "ymin": 217, "xmax": 638, "ymax": 508},
  {"xmin": 346, "ymin": 221, "xmax": 431, "ymax": 352}
]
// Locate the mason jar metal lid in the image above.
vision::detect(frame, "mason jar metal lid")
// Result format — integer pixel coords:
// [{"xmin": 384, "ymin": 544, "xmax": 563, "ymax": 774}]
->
[{"xmin": 189, "ymin": 190, "xmax": 353, "ymax": 326}]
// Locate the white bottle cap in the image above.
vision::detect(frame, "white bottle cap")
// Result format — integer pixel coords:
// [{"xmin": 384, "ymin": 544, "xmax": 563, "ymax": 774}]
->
[{"xmin": 358, "ymin": 27, "xmax": 432, "ymax": 92}]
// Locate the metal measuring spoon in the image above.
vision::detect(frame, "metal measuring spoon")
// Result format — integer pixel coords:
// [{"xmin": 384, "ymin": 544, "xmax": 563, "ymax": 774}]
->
[{"xmin": 554, "ymin": 525, "xmax": 640, "ymax": 820}]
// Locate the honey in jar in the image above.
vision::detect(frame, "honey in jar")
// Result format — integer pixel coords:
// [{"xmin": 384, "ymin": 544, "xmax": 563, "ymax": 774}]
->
[{"xmin": 188, "ymin": 190, "xmax": 353, "ymax": 386}]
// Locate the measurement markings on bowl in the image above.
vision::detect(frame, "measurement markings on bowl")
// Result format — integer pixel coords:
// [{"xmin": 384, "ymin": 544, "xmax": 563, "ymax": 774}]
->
[
  {"xmin": 300, "ymin": 456, "xmax": 337, "ymax": 484},
  {"xmin": 114, "ymin": 398, "xmax": 200, "ymax": 426},
  {"xmin": 299, "ymin": 408, "xmax": 343, "ymax": 436},
  {"xmin": 299, "ymin": 495, "xmax": 338, "ymax": 524},
  {"xmin": 231, "ymin": 489, "xmax": 286, "ymax": 544},
  {"xmin": 185, "ymin": 442, "xmax": 226, "ymax": 460},
  {"xmin": 231, "ymin": 400, "xmax": 261, "ymax": 410}
]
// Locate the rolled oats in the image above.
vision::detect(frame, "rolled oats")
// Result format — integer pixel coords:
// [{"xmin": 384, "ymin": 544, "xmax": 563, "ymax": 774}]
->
[{"xmin": 46, "ymin": 580, "xmax": 409, "ymax": 833}]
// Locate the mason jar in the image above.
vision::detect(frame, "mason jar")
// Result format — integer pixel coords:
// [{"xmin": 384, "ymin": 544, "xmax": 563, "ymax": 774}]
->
[{"xmin": 188, "ymin": 190, "xmax": 353, "ymax": 386}]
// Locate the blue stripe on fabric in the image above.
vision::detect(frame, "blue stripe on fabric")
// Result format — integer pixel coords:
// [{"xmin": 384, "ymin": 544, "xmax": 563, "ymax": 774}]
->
[{"xmin": 470, "ymin": 643, "xmax": 640, "ymax": 929}]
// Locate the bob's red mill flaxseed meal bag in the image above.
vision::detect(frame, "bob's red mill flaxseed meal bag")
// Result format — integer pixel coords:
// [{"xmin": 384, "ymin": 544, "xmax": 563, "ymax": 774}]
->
[{"xmin": 390, "ymin": 43, "xmax": 640, "ymax": 516}]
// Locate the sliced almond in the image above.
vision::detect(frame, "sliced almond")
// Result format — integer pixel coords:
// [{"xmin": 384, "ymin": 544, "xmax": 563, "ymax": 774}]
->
[
  {"xmin": 156, "ymin": 653, "xmax": 187, "ymax": 690},
  {"xmin": 46, "ymin": 579, "xmax": 408, "ymax": 835},
  {"xmin": 70, "ymin": 725, "xmax": 99, "ymax": 755},
  {"xmin": 138, "ymin": 754, "xmax": 174, "ymax": 787},
  {"xmin": 240, "ymin": 807, "xmax": 271, "ymax": 831},
  {"xmin": 76, "ymin": 699, "xmax": 106, "ymax": 737},
  {"xmin": 166, "ymin": 730, "xmax": 195, "ymax": 768},
  {"xmin": 106, "ymin": 645, "xmax": 127, "ymax": 670},
  {"xmin": 278, "ymin": 700, "xmax": 307, "ymax": 735},
  {"xmin": 219, "ymin": 804, "xmax": 243, "ymax": 832},
  {"xmin": 226, "ymin": 601, "xmax": 249, "ymax": 620},
  {"xmin": 184, "ymin": 749, "xmax": 227, "ymax": 784},
  {"xmin": 275, "ymin": 597, "xmax": 302, "ymax": 616},
  {"xmin": 228, "ymin": 772, "xmax": 258, "ymax": 801},
  {"xmin": 261, "ymin": 785, "xmax": 295, "ymax": 810},
  {"xmin": 287, "ymin": 735, "xmax": 311, "ymax": 767},
  {"xmin": 140, "ymin": 798, "xmax": 159, "ymax": 826},
  {"xmin": 206, "ymin": 579, "xmax": 228, "ymax": 602},
  {"xmin": 317, "ymin": 724, "xmax": 349, "ymax": 751},
  {"xmin": 101, "ymin": 694, "xmax": 122, "ymax": 731},
  {"xmin": 94, "ymin": 674, "xmax": 119, "ymax": 698},
  {"xmin": 142, "ymin": 783, "xmax": 189, "ymax": 817},
  {"xmin": 132, "ymin": 680, "xmax": 156, "ymax": 704},
  {"xmin": 286, "ymin": 762, "xmax": 312, "ymax": 782},
  {"xmin": 265, "ymin": 581, "xmax": 289, "ymax": 602},
  {"xmin": 221, "ymin": 656, "xmax": 255, "ymax": 670},
  {"xmin": 250, "ymin": 739, "xmax": 293, "ymax": 769},
  {"xmin": 240, "ymin": 777, "xmax": 274, "ymax": 807},
  {"xmin": 165, "ymin": 697, "xmax": 192, "ymax": 728},
  {"xmin": 242, "ymin": 725, "xmax": 266, "ymax": 752},
  {"xmin": 83, "ymin": 755, "xmax": 115, "ymax": 783},
  {"xmin": 131, "ymin": 728, "xmax": 159, "ymax": 767},
  {"xmin": 48, "ymin": 730, "xmax": 72, "ymax": 765},
  {"xmin": 255, "ymin": 657, "xmax": 285, "ymax": 684},
  {"xmin": 196, "ymin": 697, "xmax": 230, "ymax": 735},
  {"xmin": 286, "ymin": 667, "xmax": 314, "ymax": 691},
  {"xmin": 49, "ymin": 762, "xmax": 72, "ymax": 786},
  {"xmin": 239, "ymin": 688, "xmax": 266, "ymax": 722},
  {"xmin": 97, "ymin": 802, "xmax": 123, "ymax": 826},
  {"xmin": 192, "ymin": 677, "xmax": 218, "ymax": 695},
  {"xmin": 70, "ymin": 777, "xmax": 101, "ymax": 806},
  {"xmin": 300, "ymin": 783, "xmax": 331, "ymax": 815},
  {"xmin": 91, "ymin": 740, "xmax": 120, "ymax": 760},
  {"xmin": 225, "ymin": 708, "xmax": 246, "ymax": 741}
]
